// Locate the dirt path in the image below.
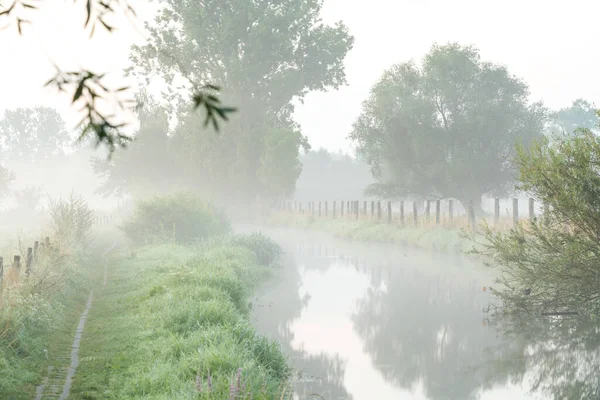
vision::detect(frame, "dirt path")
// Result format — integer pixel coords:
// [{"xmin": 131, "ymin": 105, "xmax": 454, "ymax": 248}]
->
[{"xmin": 34, "ymin": 242, "xmax": 117, "ymax": 400}]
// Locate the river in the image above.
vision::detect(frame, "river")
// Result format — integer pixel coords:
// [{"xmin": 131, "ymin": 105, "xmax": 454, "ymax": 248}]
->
[{"xmin": 238, "ymin": 225, "xmax": 599, "ymax": 400}]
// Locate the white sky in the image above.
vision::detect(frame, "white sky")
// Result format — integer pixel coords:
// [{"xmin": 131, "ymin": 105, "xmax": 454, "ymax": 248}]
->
[{"xmin": 1, "ymin": 0, "xmax": 599, "ymax": 154}]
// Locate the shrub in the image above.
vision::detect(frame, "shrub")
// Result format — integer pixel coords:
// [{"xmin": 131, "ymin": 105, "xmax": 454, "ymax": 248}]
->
[
  {"xmin": 228, "ymin": 232, "xmax": 282, "ymax": 267},
  {"xmin": 121, "ymin": 192, "xmax": 231, "ymax": 245},
  {"xmin": 48, "ymin": 192, "xmax": 94, "ymax": 254}
]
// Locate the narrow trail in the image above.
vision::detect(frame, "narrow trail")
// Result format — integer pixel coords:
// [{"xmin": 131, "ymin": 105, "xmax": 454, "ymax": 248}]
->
[{"xmin": 34, "ymin": 242, "xmax": 117, "ymax": 400}]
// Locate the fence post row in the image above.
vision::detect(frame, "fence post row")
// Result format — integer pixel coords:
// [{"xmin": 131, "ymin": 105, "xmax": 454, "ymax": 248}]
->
[{"xmin": 284, "ymin": 196, "xmax": 543, "ymax": 231}]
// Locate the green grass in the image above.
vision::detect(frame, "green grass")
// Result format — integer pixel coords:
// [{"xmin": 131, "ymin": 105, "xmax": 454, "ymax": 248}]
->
[
  {"xmin": 0, "ymin": 257, "xmax": 92, "ymax": 398},
  {"xmin": 69, "ymin": 239, "xmax": 292, "ymax": 399},
  {"xmin": 262, "ymin": 212, "xmax": 488, "ymax": 253}
]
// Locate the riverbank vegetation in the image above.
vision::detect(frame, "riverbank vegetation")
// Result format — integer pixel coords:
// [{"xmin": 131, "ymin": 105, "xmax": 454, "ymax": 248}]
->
[
  {"xmin": 70, "ymin": 234, "xmax": 292, "ymax": 399},
  {"xmin": 468, "ymin": 127, "xmax": 600, "ymax": 318},
  {"xmin": 0, "ymin": 194, "xmax": 94, "ymax": 397}
]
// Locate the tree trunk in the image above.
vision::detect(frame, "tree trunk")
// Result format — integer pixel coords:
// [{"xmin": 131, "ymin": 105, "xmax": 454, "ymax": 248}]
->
[{"xmin": 457, "ymin": 194, "xmax": 487, "ymax": 217}]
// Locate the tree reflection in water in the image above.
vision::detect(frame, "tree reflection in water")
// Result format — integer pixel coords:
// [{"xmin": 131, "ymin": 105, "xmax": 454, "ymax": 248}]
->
[{"xmin": 484, "ymin": 306, "xmax": 600, "ymax": 399}]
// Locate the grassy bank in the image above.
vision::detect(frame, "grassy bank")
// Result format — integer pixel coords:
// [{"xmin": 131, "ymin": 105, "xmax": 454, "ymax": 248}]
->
[
  {"xmin": 69, "ymin": 234, "xmax": 292, "ymax": 399},
  {"xmin": 261, "ymin": 211, "xmax": 488, "ymax": 253}
]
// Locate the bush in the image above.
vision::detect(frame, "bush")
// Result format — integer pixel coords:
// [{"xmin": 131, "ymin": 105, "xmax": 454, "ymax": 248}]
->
[
  {"xmin": 48, "ymin": 192, "xmax": 94, "ymax": 254},
  {"xmin": 228, "ymin": 232, "xmax": 282, "ymax": 267},
  {"xmin": 469, "ymin": 128, "xmax": 600, "ymax": 317},
  {"xmin": 121, "ymin": 192, "xmax": 231, "ymax": 245}
]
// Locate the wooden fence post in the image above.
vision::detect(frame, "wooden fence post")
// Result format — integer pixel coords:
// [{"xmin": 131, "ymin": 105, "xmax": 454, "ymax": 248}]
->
[
  {"xmin": 33, "ymin": 241, "xmax": 39, "ymax": 264},
  {"xmin": 425, "ymin": 200, "xmax": 431, "ymax": 223},
  {"xmin": 325, "ymin": 201, "xmax": 328, "ymax": 217},
  {"xmin": 347, "ymin": 201, "xmax": 350, "ymax": 216},
  {"xmin": 387, "ymin": 201, "xmax": 392, "ymax": 223},
  {"xmin": 436, "ymin": 200, "xmax": 441, "ymax": 225},
  {"xmin": 363, "ymin": 201, "xmax": 367, "ymax": 216},
  {"xmin": 26, "ymin": 247, "xmax": 33, "ymax": 277},
  {"xmin": 14, "ymin": 255, "xmax": 21, "ymax": 272},
  {"xmin": 371, "ymin": 201, "xmax": 375, "ymax": 218},
  {"xmin": 449, "ymin": 200, "xmax": 453, "ymax": 223},
  {"xmin": 513, "ymin": 198, "xmax": 519, "ymax": 226},
  {"xmin": 341, "ymin": 200, "xmax": 344, "ymax": 217},
  {"xmin": 529, "ymin": 198, "xmax": 535, "ymax": 221},
  {"xmin": 377, "ymin": 201, "xmax": 382, "ymax": 219},
  {"xmin": 413, "ymin": 201, "xmax": 418, "ymax": 225},
  {"xmin": 468, "ymin": 201, "xmax": 477, "ymax": 232},
  {"xmin": 333, "ymin": 201, "xmax": 336, "ymax": 218},
  {"xmin": 494, "ymin": 198, "xmax": 500, "ymax": 226},
  {"xmin": 400, "ymin": 201, "xmax": 405, "ymax": 224},
  {"xmin": 355, "ymin": 201, "xmax": 359, "ymax": 220},
  {"xmin": 318, "ymin": 201, "xmax": 322, "ymax": 217}
]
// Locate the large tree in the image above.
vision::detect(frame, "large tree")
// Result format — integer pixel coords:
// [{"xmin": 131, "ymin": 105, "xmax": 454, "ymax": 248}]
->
[
  {"xmin": 0, "ymin": 107, "xmax": 72, "ymax": 161},
  {"xmin": 350, "ymin": 43, "xmax": 547, "ymax": 215},
  {"xmin": 125, "ymin": 0, "xmax": 353, "ymax": 203},
  {"xmin": 551, "ymin": 98, "xmax": 598, "ymax": 137}
]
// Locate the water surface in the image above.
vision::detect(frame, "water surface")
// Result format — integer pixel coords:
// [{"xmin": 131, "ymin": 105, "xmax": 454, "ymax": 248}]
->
[{"xmin": 241, "ymin": 226, "xmax": 598, "ymax": 400}]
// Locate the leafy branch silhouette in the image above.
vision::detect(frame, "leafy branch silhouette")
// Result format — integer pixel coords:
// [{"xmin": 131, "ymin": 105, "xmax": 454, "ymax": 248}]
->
[{"xmin": 0, "ymin": 0, "xmax": 237, "ymax": 156}]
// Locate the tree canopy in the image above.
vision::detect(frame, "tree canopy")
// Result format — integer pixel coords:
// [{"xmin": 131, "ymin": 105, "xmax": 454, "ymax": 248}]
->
[
  {"xmin": 107, "ymin": 0, "xmax": 353, "ymax": 203},
  {"xmin": 350, "ymin": 43, "xmax": 547, "ymax": 214},
  {"xmin": 550, "ymin": 98, "xmax": 598, "ymax": 137},
  {"xmin": 0, "ymin": 107, "xmax": 72, "ymax": 161}
]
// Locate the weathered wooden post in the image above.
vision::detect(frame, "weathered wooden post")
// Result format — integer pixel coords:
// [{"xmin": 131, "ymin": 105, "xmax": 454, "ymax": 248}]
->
[
  {"xmin": 387, "ymin": 201, "xmax": 392, "ymax": 223},
  {"xmin": 468, "ymin": 201, "xmax": 477, "ymax": 232},
  {"xmin": 413, "ymin": 201, "xmax": 418, "ymax": 225},
  {"xmin": 425, "ymin": 200, "xmax": 431, "ymax": 223},
  {"xmin": 33, "ymin": 241, "xmax": 39, "ymax": 264},
  {"xmin": 513, "ymin": 198, "xmax": 519, "ymax": 226},
  {"xmin": 347, "ymin": 201, "xmax": 350, "ymax": 216},
  {"xmin": 363, "ymin": 201, "xmax": 367, "ymax": 216},
  {"xmin": 529, "ymin": 198, "xmax": 535, "ymax": 221},
  {"xmin": 26, "ymin": 247, "xmax": 33, "ymax": 277},
  {"xmin": 371, "ymin": 201, "xmax": 375, "ymax": 218},
  {"xmin": 325, "ymin": 201, "xmax": 328, "ymax": 217},
  {"xmin": 400, "ymin": 201, "xmax": 405, "ymax": 224},
  {"xmin": 436, "ymin": 200, "xmax": 441, "ymax": 225},
  {"xmin": 449, "ymin": 200, "xmax": 453, "ymax": 223},
  {"xmin": 341, "ymin": 200, "xmax": 345, "ymax": 217},
  {"xmin": 355, "ymin": 201, "xmax": 359, "ymax": 220},
  {"xmin": 377, "ymin": 201, "xmax": 382, "ymax": 219},
  {"xmin": 494, "ymin": 198, "xmax": 500, "ymax": 227},
  {"xmin": 14, "ymin": 255, "xmax": 21, "ymax": 272},
  {"xmin": 318, "ymin": 201, "xmax": 322, "ymax": 217},
  {"xmin": 333, "ymin": 201, "xmax": 336, "ymax": 218}
]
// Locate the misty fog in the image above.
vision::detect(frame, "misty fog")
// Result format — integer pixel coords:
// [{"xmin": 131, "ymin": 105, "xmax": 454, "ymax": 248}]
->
[{"xmin": 1, "ymin": 1, "xmax": 599, "ymax": 400}]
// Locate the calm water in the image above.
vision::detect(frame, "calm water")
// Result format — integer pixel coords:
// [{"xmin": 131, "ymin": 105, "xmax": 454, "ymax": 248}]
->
[{"xmin": 239, "ymin": 225, "xmax": 599, "ymax": 400}]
